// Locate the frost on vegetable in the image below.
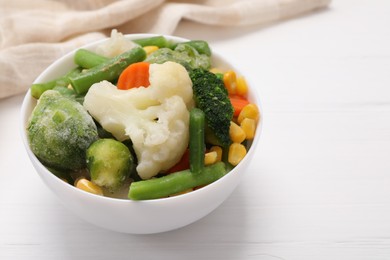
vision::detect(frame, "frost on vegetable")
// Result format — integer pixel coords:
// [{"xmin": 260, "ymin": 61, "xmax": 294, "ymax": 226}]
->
[
  {"xmin": 145, "ymin": 43, "xmax": 211, "ymax": 71},
  {"xmin": 83, "ymin": 61, "xmax": 193, "ymax": 179},
  {"xmin": 27, "ymin": 90, "xmax": 98, "ymax": 170}
]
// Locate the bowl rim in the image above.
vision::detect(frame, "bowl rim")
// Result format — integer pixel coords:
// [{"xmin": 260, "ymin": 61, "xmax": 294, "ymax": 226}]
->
[{"xmin": 20, "ymin": 33, "xmax": 263, "ymax": 204}]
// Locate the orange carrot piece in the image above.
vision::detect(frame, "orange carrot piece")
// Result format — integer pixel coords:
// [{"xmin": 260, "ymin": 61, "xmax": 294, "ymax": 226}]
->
[
  {"xmin": 117, "ymin": 62, "xmax": 150, "ymax": 90},
  {"xmin": 229, "ymin": 94, "xmax": 250, "ymax": 117}
]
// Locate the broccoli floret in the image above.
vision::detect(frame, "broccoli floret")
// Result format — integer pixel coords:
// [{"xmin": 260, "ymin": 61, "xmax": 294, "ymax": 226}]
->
[
  {"xmin": 27, "ymin": 90, "xmax": 98, "ymax": 170},
  {"xmin": 189, "ymin": 69, "xmax": 234, "ymax": 146},
  {"xmin": 86, "ymin": 138, "xmax": 135, "ymax": 192}
]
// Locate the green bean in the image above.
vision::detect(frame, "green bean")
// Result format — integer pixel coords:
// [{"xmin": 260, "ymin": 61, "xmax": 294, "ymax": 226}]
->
[
  {"xmin": 74, "ymin": 49, "xmax": 108, "ymax": 69},
  {"xmin": 133, "ymin": 36, "xmax": 172, "ymax": 48},
  {"xmin": 189, "ymin": 108, "xmax": 205, "ymax": 174},
  {"xmin": 69, "ymin": 47, "xmax": 146, "ymax": 94},
  {"xmin": 30, "ymin": 67, "xmax": 82, "ymax": 99},
  {"xmin": 128, "ymin": 162, "xmax": 227, "ymax": 200},
  {"xmin": 52, "ymin": 85, "xmax": 76, "ymax": 97},
  {"xmin": 31, "ymin": 79, "xmax": 59, "ymax": 99}
]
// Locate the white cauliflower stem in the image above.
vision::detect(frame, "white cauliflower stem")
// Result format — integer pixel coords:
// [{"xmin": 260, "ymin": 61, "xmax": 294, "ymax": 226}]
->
[{"xmin": 83, "ymin": 62, "xmax": 193, "ymax": 179}]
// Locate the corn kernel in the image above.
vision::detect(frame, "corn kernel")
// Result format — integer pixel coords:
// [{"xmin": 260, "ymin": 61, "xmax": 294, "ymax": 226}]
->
[
  {"xmin": 241, "ymin": 118, "xmax": 256, "ymax": 140},
  {"xmin": 223, "ymin": 70, "xmax": 237, "ymax": 94},
  {"xmin": 143, "ymin": 45, "xmax": 159, "ymax": 55},
  {"xmin": 229, "ymin": 121, "xmax": 246, "ymax": 143},
  {"xmin": 210, "ymin": 146, "xmax": 223, "ymax": 162},
  {"xmin": 204, "ymin": 151, "xmax": 218, "ymax": 166},
  {"xmin": 75, "ymin": 178, "xmax": 103, "ymax": 196},
  {"xmin": 237, "ymin": 103, "xmax": 260, "ymax": 124},
  {"xmin": 236, "ymin": 76, "xmax": 248, "ymax": 96},
  {"xmin": 228, "ymin": 143, "xmax": 247, "ymax": 166}
]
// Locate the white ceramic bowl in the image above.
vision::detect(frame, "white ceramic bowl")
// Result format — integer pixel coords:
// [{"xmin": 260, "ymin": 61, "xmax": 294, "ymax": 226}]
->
[{"xmin": 20, "ymin": 34, "xmax": 262, "ymax": 234}]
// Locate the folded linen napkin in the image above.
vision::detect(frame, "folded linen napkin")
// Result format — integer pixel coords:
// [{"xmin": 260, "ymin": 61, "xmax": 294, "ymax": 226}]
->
[{"xmin": 0, "ymin": 0, "xmax": 330, "ymax": 99}]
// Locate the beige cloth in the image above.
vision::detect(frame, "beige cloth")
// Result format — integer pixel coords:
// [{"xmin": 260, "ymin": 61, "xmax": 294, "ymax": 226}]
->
[{"xmin": 0, "ymin": 0, "xmax": 330, "ymax": 99}]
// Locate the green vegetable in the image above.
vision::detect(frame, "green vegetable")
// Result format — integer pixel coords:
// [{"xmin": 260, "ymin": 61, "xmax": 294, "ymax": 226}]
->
[
  {"xmin": 185, "ymin": 40, "xmax": 211, "ymax": 56},
  {"xmin": 52, "ymin": 85, "xmax": 76, "ymax": 97},
  {"xmin": 205, "ymin": 125, "xmax": 223, "ymax": 146},
  {"xmin": 172, "ymin": 40, "xmax": 212, "ymax": 56},
  {"xmin": 52, "ymin": 85, "xmax": 85, "ymax": 104},
  {"xmin": 74, "ymin": 49, "xmax": 108, "ymax": 69},
  {"xmin": 95, "ymin": 121, "xmax": 114, "ymax": 139},
  {"xmin": 222, "ymin": 146, "xmax": 234, "ymax": 172},
  {"xmin": 27, "ymin": 90, "xmax": 98, "ymax": 170},
  {"xmin": 189, "ymin": 108, "xmax": 205, "ymax": 174},
  {"xmin": 46, "ymin": 167, "xmax": 73, "ymax": 183},
  {"xmin": 132, "ymin": 37, "xmax": 211, "ymax": 56},
  {"xmin": 145, "ymin": 43, "xmax": 210, "ymax": 71},
  {"xmin": 31, "ymin": 67, "xmax": 82, "ymax": 99},
  {"xmin": 132, "ymin": 36, "xmax": 173, "ymax": 48},
  {"xmin": 128, "ymin": 162, "xmax": 227, "ymax": 200},
  {"xmin": 87, "ymin": 139, "xmax": 135, "ymax": 192},
  {"xmin": 189, "ymin": 69, "xmax": 234, "ymax": 146},
  {"xmin": 69, "ymin": 47, "xmax": 146, "ymax": 94},
  {"xmin": 215, "ymin": 72, "xmax": 224, "ymax": 81},
  {"xmin": 122, "ymin": 139, "xmax": 140, "ymax": 180}
]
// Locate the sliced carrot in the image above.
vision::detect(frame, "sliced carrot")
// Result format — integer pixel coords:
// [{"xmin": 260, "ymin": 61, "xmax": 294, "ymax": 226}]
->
[
  {"xmin": 166, "ymin": 149, "xmax": 190, "ymax": 174},
  {"xmin": 229, "ymin": 94, "xmax": 250, "ymax": 117},
  {"xmin": 117, "ymin": 62, "xmax": 150, "ymax": 90}
]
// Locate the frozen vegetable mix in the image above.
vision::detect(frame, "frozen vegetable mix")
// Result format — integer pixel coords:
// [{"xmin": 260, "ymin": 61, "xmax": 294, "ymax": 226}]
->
[
  {"xmin": 83, "ymin": 61, "xmax": 193, "ymax": 179},
  {"xmin": 27, "ymin": 31, "xmax": 260, "ymax": 200}
]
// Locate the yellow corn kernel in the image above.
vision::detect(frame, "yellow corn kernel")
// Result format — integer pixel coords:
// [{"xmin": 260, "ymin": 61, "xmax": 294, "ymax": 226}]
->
[
  {"xmin": 229, "ymin": 121, "xmax": 246, "ymax": 143},
  {"xmin": 228, "ymin": 143, "xmax": 247, "ymax": 166},
  {"xmin": 143, "ymin": 45, "xmax": 159, "ymax": 55},
  {"xmin": 237, "ymin": 103, "xmax": 260, "ymax": 124},
  {"xmin": 236, "ymin": 76, "xmax": 248, "ymax": 96},
  {"xmin": 223, "ymin": 70, "xmax": 237, "ymax": 94},
  {"xmin": 75, "ymin": 178, "xmax": 103, "ymax": 196},
  {"xmin": 241, "ymin": 118, "xmax": 256, "ymax": 140},
  {"xmin": 210, "ymin": 146, "xmax": 223, "ymax": 162},
  {"xmin": 204, "ymin": 151, "xmax": 218, "ymax": 166},
  {"xmin": 209, "ymin": 68, "xmax": 224, "ymax": 74}
]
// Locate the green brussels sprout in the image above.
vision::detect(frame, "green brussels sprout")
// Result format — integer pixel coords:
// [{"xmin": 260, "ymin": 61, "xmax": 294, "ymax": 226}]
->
[
  {"xmin": 145, "ymin": 44, "xmax": 211, "ymax": 71},
  {"xmin": 27, "ymin": 90, "xmax": 98, "ymax": 170},
  {"xmin": 86, "ymin": 139, "xmax": 135, "ymax": 192}
]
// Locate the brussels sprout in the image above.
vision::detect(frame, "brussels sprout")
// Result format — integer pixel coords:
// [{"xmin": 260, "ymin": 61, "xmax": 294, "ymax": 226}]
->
[
  {"xmin": 27, "ymin": 90, "xmax": 98, "ymax": 170},
  {"xmin": 145, "ymin": 44, "xmax": 210, "ymax": 71},
  {"xmin": 86, "ymin": 139, "xmax": 135, "ymax": 192}
]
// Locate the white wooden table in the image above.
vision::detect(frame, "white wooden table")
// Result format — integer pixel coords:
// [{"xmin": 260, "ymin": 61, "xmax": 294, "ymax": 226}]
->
[{"xmin": 1, "ymin": 0, "xmax": 390, "ymax": 259}]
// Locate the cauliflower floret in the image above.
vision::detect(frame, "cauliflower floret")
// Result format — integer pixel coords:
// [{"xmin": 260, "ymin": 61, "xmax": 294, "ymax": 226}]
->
[
  {"xmin": 83, "ymin": 61, "xmax": 193, "ymax": 179},
  {"xmin": 95, "ymin": 29, "xmax": 139, "ymax": 58}
]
